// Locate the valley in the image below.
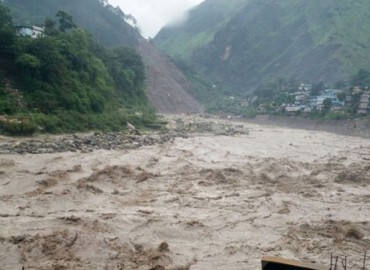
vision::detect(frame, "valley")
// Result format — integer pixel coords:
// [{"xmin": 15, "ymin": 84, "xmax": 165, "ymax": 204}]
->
[{"xmin": 1, "ymin": 1, "xmax": 370, "ymax": 269}]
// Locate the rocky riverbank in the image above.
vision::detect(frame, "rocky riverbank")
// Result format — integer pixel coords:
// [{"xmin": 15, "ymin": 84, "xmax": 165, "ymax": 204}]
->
[{"xmin": 0, "ymin": 116, "xmax": 250, "ymax": 154}]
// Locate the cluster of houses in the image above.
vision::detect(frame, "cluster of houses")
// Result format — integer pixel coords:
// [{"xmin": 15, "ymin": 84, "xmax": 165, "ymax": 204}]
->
[
  {"xmin": 283, "ymin": 83, "xmax": 370, "ymax": 114},
  {"xmin": 285, "ymin": 88, "xmax": 344, "ymax": 112}
]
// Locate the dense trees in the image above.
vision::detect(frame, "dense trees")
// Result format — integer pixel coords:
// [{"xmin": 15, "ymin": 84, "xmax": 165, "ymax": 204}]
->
[
  {"xmin": 351, "ymin": 69, "xmax": 370, "ymax": 89},
  {"xmin": 56, "ymin": 10, "xmax": 76, "ymax": 32},
  {"xmin": 7, "ymin": 0, "xmax": 140, "ymax": 48},
  {"xmin": 0, "ymin": 7, "xmax": 154, "ymax": 134},
  {"xmin": 0, "ymin": 5, "xmax": 15, "ymax": 49}
]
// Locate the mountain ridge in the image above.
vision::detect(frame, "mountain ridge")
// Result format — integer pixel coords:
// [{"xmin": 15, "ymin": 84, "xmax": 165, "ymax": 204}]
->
[{"xmin": 155, "ymin": 0, "xmax": 370, "ymax": 94}]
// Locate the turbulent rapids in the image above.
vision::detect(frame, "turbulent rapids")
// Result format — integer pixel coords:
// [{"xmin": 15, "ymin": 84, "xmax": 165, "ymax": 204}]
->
[{"xmin": 0, "ymin": 115, "xmax": 370, "ymax": 270}]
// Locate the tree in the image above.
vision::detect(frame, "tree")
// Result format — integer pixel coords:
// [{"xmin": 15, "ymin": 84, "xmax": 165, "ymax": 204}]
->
[
  {"xmin": 0, "ymin": 5, "xmax": 12, "ymax": 29},
  {"xmin": 105, "ymin": 47, "xmax": 145, "ymax": 99},
  {"xmin": 16, "ymin": 53, "xmax": 41, "ymax": 72},
  {"xmin": 44, "ymin": 18, "xmax": 59, "ymax": 36},
  {"xmin": 337, "ymin": 92, "xmax": 346, "ymax": 102},
  {"xmin": 56, "ymin": 11, "xmax": 76, "ymax": 32},
  {"xmin": 322, "ymin": 98, "xmax": 332, "ymax": 113},
  {"xmin": 0, "ymin": 5, "xmax": 15, "ymax": 49},
  {"xmin": 351, "ymin": 69, "xmax": 370, "ymax": 88},
  {"xmin": 311, "ymin": 82, "xmax": 325, "ymax": 96},
  {"xmin": 275, "ymin": 77, "xmax": 288, "ymax": 92}
]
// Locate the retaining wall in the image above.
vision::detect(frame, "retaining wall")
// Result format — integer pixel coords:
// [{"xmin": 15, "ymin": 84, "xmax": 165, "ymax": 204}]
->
[{"xmin": 248, "ymin": 115, "xmax": 370, "ymax": 138}]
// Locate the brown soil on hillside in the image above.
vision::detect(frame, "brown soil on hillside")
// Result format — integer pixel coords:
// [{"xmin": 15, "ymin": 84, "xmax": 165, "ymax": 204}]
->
[{"xmin": 137, "ymin": 38, "xmax": 204, "ymax": 114}]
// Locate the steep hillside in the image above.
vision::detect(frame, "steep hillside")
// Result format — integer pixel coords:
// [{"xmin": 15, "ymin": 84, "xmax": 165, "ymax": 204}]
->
[
  {"xmin": 155, "ymin": 0, "xmax": 245, "ymax": 60},
  {"xmin": 138, "ymin": 38, "xmax": 203, "ymax": 114},
  {"xmin": 0, "ymin": 4, "xmax": 157, "ymax": 134},
  {"xmin": 155, "ymin": 0, "xmax": 370, "ymax": 94},
  {"xmin": 5, "ymin": 0, "xmax": 202, "ymax": 114},
  {"xmin": 8, "ymin": 0, "xmax": 139, "ymax": 47}
]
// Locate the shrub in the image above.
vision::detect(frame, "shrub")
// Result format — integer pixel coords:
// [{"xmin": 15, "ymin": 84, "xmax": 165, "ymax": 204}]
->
[
  {"xmin": 32, "ymin": 113, "xmax": 62, "ymax": 133},
  {"xmin": 0, "ymin": 117, "xmax": 37, "ymax": 135}
]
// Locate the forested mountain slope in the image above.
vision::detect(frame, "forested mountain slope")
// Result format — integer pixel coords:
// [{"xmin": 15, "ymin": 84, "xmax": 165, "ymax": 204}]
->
[
  {"xmin": 155, "ymin": 0, "xmax": 245, "ymax": 60},
  {"xmin": 155, "ymin": 0, "xmax": 370, "ymax": 94},
  {"xmin": 0, "ymin": 4, "xmax": 156, "ymax": 134},
  {"xmin": 8, "ymin": 0, "xmax": 139, "ymax": 47},
  {"xmin": 5, "ymin": 0, "xmax": 203, "ymax": 114}
]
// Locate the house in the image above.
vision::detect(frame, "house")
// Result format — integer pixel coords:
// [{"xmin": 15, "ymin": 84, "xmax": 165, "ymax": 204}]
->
[
  {"xmin": 310, "ymin": 89, "xmax": 344, "ymax": 111},
  {"xmin": 292, "ymin": 91, "xmax": 309, "ymax": 102},
  {"xmin": 15, "ymin": 25, "xmax": 44, "ymax": 38},
  {"xmin": 357, "ymin": 92, "xmax": 370, "ymax": 114},
  {"xmin": 285, "ymin": 104, "xmax": 305, "ymax": 112},
  {"xmin": 299, "ymin": 83, "xmax": 312, "ymax": 92}
]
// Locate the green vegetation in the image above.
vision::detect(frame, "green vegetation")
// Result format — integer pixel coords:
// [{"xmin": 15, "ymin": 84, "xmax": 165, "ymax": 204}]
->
[
  {"xmin": 0, "ymin": 5, "xmax": 155, "ymax": 135},
  {"xmin": 247, "ymin": 69, "xmax": 370, "ymax": 120},
  {"xmin": 155, "ymin": 0, "xmax": 370, "ymax": 95},
  {"xmin": 171, "ymin": 57, "xmax": 256, "ymax": 116},
  {"xmin": 7, "ymin": 0, "xmax": 139, "ymax": 47},
  {"xmin": 155, "ymin": 0, "xmax": 243, "ymax": 60}
]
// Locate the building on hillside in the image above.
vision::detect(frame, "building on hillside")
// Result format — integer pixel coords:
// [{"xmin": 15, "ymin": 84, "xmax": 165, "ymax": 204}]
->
[
  {"xmin": 285, "ymin": 105, "xmax": 302, "ymax": 112},
  {"xmin": 285, "ymin": 104, "xmax": 309, "ymax": 112},
  {"xmin": 15, "ymin": 25, "xmax": 44, "ymax": 38},
  {"xmin": 357, "ymin": 92, "xmax": 370, "ymax": 114},
  {"xmin": 310, "ymin": 89, "xmax": 344, "ymax": 111},
  {"xmin": 352, "ymin": 86, "xmax": 363, "ymax": 94},
  {"xmin": 299, "ymin": 83, "xmax": 312, "ymax": 92}
]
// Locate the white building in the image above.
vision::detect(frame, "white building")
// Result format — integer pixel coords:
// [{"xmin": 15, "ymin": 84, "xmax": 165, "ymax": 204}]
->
[
  {"xmin": 285, "ymin": 105, "xmax": 305, "ymax": 112},
  {"xmin": 15, "ymin": 25, "xmax": 44, "ymax": 38}
]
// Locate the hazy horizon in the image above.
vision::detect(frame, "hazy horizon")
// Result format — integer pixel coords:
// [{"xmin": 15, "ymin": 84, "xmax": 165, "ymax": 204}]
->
[{"xmin": 108, "ymin": 0, "xmax": 204, "ymax": 38}]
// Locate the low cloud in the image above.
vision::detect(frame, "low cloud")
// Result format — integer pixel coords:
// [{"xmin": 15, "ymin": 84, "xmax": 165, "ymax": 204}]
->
[{"xmin": 108, "ymin": 0, "xmax": 204, "ymax": 38}]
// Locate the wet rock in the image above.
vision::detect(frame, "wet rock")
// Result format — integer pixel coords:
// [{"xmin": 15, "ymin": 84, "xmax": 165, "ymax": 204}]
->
[
  {"xmin": 0, "ymin": 116, "xmax": 249, "ymax": 154},
  {"xmin": 166, "ymin": 117, "xmax": 249, "ymax": 135},
  {"xmin": 0, "ymin": 131, "xmax": 177, "ymax": 154}
]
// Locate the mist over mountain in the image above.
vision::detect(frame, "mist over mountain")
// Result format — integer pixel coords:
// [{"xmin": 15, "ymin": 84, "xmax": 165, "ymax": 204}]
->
[
  {"xmin": 5, "ymin": 0, "xmax": 202, "ymax": 114},
  {"xmin": 7, "ymin": 0, "xmax": 140, "ymax": 47},
  {"xmin": 155, "ymin": 0, "xmax": 370, "ymax": 94}
]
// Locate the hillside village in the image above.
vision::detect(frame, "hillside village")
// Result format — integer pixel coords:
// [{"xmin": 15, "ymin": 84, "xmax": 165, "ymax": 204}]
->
[
  {"xmin": 280, "ymin": 84, "xmax": 369, "ymax": 114},
  {"xmin": 253, "ymin": 83, "xmax": 370, "ymax": 118}
]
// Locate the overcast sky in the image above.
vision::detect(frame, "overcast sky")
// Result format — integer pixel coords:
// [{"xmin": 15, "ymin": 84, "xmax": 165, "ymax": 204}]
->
[{"xmin": 108, "ymin": 0, "xmax": 204, "ymax": 38}]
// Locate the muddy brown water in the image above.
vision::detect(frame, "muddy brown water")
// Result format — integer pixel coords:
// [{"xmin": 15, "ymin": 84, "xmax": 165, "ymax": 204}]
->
[{"xmin": 0, "ymin": 116, "xmax": 370, "ymax": 269}]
